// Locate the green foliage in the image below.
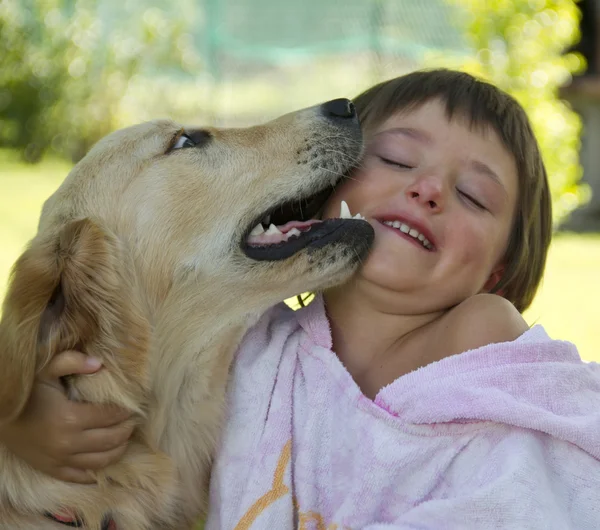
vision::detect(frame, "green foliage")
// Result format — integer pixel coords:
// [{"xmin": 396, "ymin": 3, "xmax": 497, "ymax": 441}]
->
[
  {"xmin": 0, "ymin": 0, "xmax": 201, "ymax": 162},
  {"xmin": 431, "ymin": 0, "xmax": 587, "ymax": 223}
]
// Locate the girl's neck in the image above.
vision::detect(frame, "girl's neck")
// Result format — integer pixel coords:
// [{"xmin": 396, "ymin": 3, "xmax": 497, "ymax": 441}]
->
[{"xmin": 323, "ymin": 280, "xmax": 446, "ymax": 392}]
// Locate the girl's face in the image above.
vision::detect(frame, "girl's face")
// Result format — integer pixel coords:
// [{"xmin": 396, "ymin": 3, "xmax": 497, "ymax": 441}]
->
[{"xmin": 322, "ymin": 99, "xmax": 519, "ymax": 314}]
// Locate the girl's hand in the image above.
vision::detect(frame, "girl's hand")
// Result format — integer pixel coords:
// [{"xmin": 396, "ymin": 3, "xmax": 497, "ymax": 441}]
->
[{"xmin": 0, "ymin": 351, "xmax": 134, "ymax": 483}]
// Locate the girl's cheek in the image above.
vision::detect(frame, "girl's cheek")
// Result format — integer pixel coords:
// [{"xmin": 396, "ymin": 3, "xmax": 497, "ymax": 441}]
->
[
  {"xmin": 359, "ymin": 153, "xmax": 380, "ymax": 173},
  {"xmin": 463, "ymin": 227, "xmax": 498, "ymax": 266}
]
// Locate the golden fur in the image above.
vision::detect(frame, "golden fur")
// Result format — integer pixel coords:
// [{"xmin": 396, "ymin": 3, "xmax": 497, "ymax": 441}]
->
[{"xmin": 0, "ymin": 103, "xmax": 371, "ymax": 529}]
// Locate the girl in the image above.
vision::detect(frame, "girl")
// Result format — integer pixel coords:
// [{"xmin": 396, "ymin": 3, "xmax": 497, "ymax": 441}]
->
[{"xmin": 2, "ymin": 70, "xmax": 599, "ymax": 529}]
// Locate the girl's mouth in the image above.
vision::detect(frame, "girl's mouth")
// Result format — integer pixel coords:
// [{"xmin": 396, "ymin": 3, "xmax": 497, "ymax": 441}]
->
[{"xmin": 377, "ymin": 219, "xmax": 436, "ymax": 251}]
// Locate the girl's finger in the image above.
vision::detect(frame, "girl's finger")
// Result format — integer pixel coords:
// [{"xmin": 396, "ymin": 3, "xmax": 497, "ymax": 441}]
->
[{"xmin": 40, "ymin": 351, "xmax": 103, "ymax": 381}]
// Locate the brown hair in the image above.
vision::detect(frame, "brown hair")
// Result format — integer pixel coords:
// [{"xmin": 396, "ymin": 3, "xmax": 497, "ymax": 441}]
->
[{"xmin": 351, "ymin": 69, "xmax": 552, "ymax": 313}]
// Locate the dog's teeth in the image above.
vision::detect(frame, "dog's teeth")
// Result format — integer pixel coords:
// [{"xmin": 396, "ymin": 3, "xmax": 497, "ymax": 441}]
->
[
  {"xmin": 340, "ymin": 200, "xmax": 352, "ymax": 219},
  {"xmin": 265, "ymin": 223, "xmax": 282, "ymax": 235},
  {"xmin": 353, "ymin": 213, "xmax": 365, "ymax": 220},
  {"xmin": 249, "ymin": 223, "xmax": 265, "ymax": 236},
  {"xmin": 287, "ymin": 228, "xmax": 301, "ymax": 238}
]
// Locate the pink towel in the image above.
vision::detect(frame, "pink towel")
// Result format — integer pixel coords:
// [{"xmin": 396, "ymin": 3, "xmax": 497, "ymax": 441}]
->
[{"xmin": 207, "ymin": 295, "xmax": 600, "ymax": 529}]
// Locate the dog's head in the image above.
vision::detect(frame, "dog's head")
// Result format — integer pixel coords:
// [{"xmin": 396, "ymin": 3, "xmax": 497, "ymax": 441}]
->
[
  {"xmin": 42, "ymin": 98, "xmax": 372, "ymax": 300},
  {"xmin": 0, "ymin": 99, "xmax": 373, "ymax": 421}
]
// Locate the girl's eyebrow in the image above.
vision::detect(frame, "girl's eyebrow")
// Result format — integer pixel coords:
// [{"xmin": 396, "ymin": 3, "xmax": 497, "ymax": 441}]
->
[
  {"xmin": 469, "ymin": 159, "xmax": 508, "ymax": 196},
  {"xmin": 376, "ymin": 127, "xmax": 432, "ymax": 144}
]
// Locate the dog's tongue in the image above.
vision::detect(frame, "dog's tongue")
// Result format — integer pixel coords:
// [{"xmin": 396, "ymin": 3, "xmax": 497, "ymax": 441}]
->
[{"xmin": 247, "ymin": 219, "xmax": 320, "ymax": 246}]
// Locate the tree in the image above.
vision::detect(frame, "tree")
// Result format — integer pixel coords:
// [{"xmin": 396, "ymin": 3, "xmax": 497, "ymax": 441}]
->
[
  {"xmin": 0, "ymin": 0, "xmax": 200, "ymax": 162},
  {"xmin": 434, "ymin": 0, "xmax": 586, "ymax": 224}
]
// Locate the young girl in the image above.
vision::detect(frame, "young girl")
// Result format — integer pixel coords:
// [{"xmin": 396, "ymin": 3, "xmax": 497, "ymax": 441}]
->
[{"xmin": 2, "ymin": 70, "xmax": 599, "ymax": 529}]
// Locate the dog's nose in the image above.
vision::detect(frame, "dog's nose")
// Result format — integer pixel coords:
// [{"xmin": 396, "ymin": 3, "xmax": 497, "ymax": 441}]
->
[{"xmin": 321, "ymin": 98, "xmax": 357, "ymax": 121}]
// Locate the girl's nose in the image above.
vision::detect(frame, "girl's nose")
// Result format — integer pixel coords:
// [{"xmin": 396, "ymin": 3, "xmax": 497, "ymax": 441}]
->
[{"xmin": 405, "ymin": 175, "xmax": 445, "ymax": 212}]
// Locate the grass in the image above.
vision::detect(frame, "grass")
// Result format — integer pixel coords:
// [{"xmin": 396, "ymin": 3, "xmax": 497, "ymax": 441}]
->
[
  {"xmin": 1, "ymin": 148, "xmax": 598, "ymax": 364},
  {"xmin": 0, "ymin": 149, "xmax": 71, "ymax": 293},
  {"xmin": 524, "ymin": 232, "xmax": 600, "ymax": 360}
]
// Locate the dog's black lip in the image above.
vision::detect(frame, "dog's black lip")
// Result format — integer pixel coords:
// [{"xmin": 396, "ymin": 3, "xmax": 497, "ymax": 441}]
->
[{"xmin": 242, "ymin": 218, "xmax": 374, "ymax": 261}]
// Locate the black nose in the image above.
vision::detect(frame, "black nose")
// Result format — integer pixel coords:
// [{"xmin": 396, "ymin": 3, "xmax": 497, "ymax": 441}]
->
[{"xmin": 321, "ymin": 98, "xmax": 357, "ymax": 121}]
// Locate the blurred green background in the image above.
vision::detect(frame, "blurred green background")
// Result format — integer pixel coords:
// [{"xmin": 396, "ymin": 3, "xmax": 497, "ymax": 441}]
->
[{"xmin": 1, "ymin": 0, "xmax": 598, "ymax": 362}]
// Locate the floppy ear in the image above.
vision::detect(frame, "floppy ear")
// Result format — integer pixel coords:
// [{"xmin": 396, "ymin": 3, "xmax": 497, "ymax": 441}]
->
[{"xmin": 0, "ymin": 218, "xmax": 149, "ymax": 423}]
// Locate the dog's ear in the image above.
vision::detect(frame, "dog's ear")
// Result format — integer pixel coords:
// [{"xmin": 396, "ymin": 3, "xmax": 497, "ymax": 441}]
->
[{"xmin": 0, "ymin": 218, "xmax": 146, "ymax": 423}]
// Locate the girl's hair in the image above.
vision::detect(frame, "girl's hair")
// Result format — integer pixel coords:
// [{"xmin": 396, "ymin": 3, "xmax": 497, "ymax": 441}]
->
[{"xmin": 351, "ymin": 69, "xmax": 552, "ymax": 313}]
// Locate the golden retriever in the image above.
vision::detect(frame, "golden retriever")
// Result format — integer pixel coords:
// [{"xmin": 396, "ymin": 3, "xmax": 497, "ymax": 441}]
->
[{"xmin": 0, "ymin": 99, "xmax": 374, "ymax": 529}]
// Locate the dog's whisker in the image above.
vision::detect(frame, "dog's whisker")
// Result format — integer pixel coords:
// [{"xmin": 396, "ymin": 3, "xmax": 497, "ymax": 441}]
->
[
  {"xmin": 322, "ymin": 147, "xmax": 357, "ymax": 158},
  {"xmin": 316, "ymin": 165, "xmax": 346, "ymax": 177},
  {"xmin": 315, "ymin": 165, "xmax": 360, "ymax": 183}
]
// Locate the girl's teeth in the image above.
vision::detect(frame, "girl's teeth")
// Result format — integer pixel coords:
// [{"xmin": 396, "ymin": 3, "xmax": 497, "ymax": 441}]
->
[{"xmin": 383, "ymin": 220, "xmax": 432, "ymax": 249}]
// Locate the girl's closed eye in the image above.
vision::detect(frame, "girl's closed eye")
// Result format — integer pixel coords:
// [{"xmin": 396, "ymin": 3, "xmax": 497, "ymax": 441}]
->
[
  {"xmin": 458, "ymin": 189, "xmax": 487, "ymax": 210},
  {"xmin": 378, "ymin": 156, "xmax": 414, "ymax": 170}
]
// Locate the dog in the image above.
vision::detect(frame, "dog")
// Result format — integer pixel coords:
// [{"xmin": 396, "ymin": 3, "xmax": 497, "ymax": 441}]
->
[{"xmin": 0, "ymin": 99, "xmax": 374, "ymax": 529}]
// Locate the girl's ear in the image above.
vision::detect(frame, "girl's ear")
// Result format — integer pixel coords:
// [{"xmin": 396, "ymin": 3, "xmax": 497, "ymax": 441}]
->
[{"xmin": 481, "ymin": 264, "xmax": 505, "ymax": 296}]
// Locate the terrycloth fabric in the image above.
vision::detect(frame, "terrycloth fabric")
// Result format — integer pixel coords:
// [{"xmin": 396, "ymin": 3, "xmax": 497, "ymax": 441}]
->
[{"xmin": 206, "ymin": 295, "xmax": 600, "ymax": 530}]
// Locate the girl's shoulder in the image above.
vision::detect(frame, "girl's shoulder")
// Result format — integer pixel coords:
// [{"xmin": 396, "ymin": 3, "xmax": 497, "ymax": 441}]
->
[{"xmin": 438, "ymin": 294, "xmax": 530, "ymax": 357}]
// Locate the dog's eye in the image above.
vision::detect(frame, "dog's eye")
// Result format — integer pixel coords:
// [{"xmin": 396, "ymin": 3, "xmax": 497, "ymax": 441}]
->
[
  {"xmin": 172, "ymin": 134, "xmax": 196, "ymax": 150},
  {"xmin": 171, "ymin": 130, "xmax": 212, "ymax": 152}
]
